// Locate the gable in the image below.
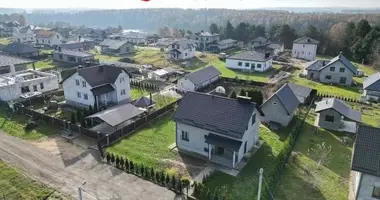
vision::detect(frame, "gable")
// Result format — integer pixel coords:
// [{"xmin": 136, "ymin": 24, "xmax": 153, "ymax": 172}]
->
[
  {"xmin": 261, "ymin": 95, "xmax": 288, "ymax": 116},
  {"xmin": 319, "ymin": 60, "xmax": 355, "ymax": 74}
]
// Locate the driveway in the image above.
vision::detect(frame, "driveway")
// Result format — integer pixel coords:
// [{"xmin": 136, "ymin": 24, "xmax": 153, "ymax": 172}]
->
[{"xmin": 0, "ymin": 133, "xmax": 178, "ymax": 200}]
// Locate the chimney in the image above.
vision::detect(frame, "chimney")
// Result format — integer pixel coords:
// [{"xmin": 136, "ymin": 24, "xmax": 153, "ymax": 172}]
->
[{"xmin": 237, "ymin": 95, "xmax": 251, "ymax": 104}]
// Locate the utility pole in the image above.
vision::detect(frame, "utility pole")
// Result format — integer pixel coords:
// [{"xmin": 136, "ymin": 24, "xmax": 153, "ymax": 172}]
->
[
  {"xmin": 257, "ymin": 168, "xmax": 264, "ymax": 200},
  {"xmin": 78, "ymin": 181, "xmax": 86, "ymax": 200}
]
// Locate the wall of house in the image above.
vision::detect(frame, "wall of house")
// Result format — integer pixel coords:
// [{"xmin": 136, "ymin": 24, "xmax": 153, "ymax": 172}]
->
[
  {"xmin": 114, "ymin": 72, "xmax": 131, "ymax": 104},
  {"xmin": 219, "ymin": 42, "xmax": 236, "ymax": 50},
  {"xmin": 364, "ymin": 90, "xmax": 380, "ymax": 101},
  {"xmin": 0, "ymin": 83, "xmax": 19, "ymax": 101},
  {"xmin": 167, "ymin": 44, "xmax": 196, "ymax": 60},
  {"xmin": 13, "ymin": 28, "xmax": 35, "ymax": 43},
  {"xmin": 176, "ymin": 122, "xmax": 210, "ymax": 158},
  {"xmin": 306, "ymin": 70, "xmax": 321, "ymax": 81},
  {"xmin": 118, "ymin": 43, "xmax": 134, "ymax": 54},
  {"xmin": 35, "ymin": 33, "xmax": 63, "ymax": 47},
  {"xmin": 53, "ymin": 53, "xmax": 94, "ymax": 64},
  {"xmin": 356, "ymin": 173, "xmax": 380, "ymax": 200},
  {"xmin": 319, "ymin": 61, "xmax": 354, "ymax": 86},
  {"xmin": 261, "ymin": 96, "xmax": 294, "ymax": 127},
  {"xmin": 62, "ymin": 72, "xmax": 95, "ymax": 108},
  {"xmin": 291, "ymin": 43, "xmax": 317, "ymax": 61},
  {"xmin": 226, "ymin": 58, "xmax": 272, "ymax": 72},
  {"xmin": 196, "ymin": 76, "xmax": 219, "ymax": 90},
  {"xmin": 317, "ymin": 109, "xmax": 342, "ymax": 130},
  {"xmin": 237, "ymin": 111, "xmax": 260, "ymax": 164},
  {"xmin": 0, "ymin": 64, "xmax": 27, "ymax": 75},
  {"xmin": 177, "ymin": 78, "xmax": 195, "ymax": 92}
]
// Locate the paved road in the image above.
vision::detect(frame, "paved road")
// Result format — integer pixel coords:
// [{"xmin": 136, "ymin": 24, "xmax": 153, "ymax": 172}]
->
[{"xmin": 0, "ymin": 133, "xmax": 178, "ymax": 200}]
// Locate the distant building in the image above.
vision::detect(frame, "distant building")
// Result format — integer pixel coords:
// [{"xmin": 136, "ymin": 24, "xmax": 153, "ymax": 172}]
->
[
  {"xmin": 0, "ymin": 53, "xmax": 34, "ymax": 74},
  {"xmin": 192, "ymin": 31, "xmax": 220, "ymax": 51},
  {"xmin": 53, "ymin": 48, "xmax": 94, "ymax": 64},
  {"xmin": 35, "ymin": 31, "xmax": 63, "ymax": 47},
  {"xmin": 249, "ymin": 37, "xmax": 284, "ymax": 56},
  {"xmin": 363, "ymin": 72, "xmax": 380, "ymax": 102},
  {"xmin": 99, "ymin": 39, "xmax": 134, "ymax": 56},
  {"xmin": 167, "ymin": 40, "xmax": 196, "ymax": 60},
  {"xmin": 209, "ymin": 39, "xmax": 238, "ymax": 53},
  {"xmin": 120, "ymin": 32, "xmax": 147, "ymax": 44},
  {"xmin": 13, "ymin": 26, "xmax": 35, "ymax": 44},
  {"xmin": 177, "ymin": 66, "xmax": 220, "ymax": 92},
  {"xmin": 292, "ymin": 36, "xmax": 319, "ymax": 61},
  {"xmin": 226, "ymin": 51, "xmax": 273, "ymax": 72},
  {"xmin": 148, "ymin": 67, "xmax": 180, "ymax": 81},
  {"xmin": 2, "ymin": 42, "xmax": 39, "ymax": 58}
]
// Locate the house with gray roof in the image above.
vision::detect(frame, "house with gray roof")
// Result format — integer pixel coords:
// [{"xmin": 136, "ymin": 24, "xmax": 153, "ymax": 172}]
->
[
  {"xmin": 315, "ymin": 98, "xmax": 361, "ymax": 133},
  {"xmin": 305, "ymin": 53, "xmax": 357, "ymax": 86},
  {"xmin": 173, "ymin": 91, "xmax": 264, "ymax": 168},
  {"xmin": 249, "ymin": 37, "xmax": 284, "ymax": 56},
  {"xmin": 192, "ymin": 31, "xmax": 220, "ymax": 51},
  {"xmin": 209, "ymin": 38, "xmax": 238, "ymax": 52},
  {"xmin": 292, "ymin": 36, "xmax": 319, "ymax": 61},
  {"xmin": 351, "ymin": 125, "xmax": 380, "ymax": 200},
  {"xmin": 288, "ymin": 82, "xmax": 314, "ymax": 104},
  {"xmin": 226, "ymin": 51, "xmax": 273, "ymax": 72},
  {"xmin": 99, "ymin": 39, "xmax": 134, "ymax": 56},
  {"xmin": 261, "ymin": 83, "xmax": 300, "ymax": 127},
  {"xmin": 177, "ymin": 65, "xmax": 221, "ymax": 92},
  {"xmin": 0, "ymin": 53, "xmax": 34, "ymax": 74},
  {"xmin": 363, "ymin": 72, "xmax": 380, "ymax": 102},
  {"xmin": 2, "ymin": 42, "xmax": 39, "ymax": 58},
  {"xmin": 167, "ymin": 39, "xmax": 196, "ymax": 60},
  {"xmin": 53, "ymin": 48, "xmax": 94, "ymax": 65}
]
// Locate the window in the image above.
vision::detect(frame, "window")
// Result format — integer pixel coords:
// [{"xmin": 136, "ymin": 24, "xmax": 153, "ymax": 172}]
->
[
  {"xmin": 172, "ymin": 44, "xmax": 175, "ymax": 48},
  {"xmin": 59, "ymin": 54, "xmax": 63, "ymax": 60},
  {"xmin": 195, "ymin": 37, "xmax": 198, "ymax": 40},
  {"xmin": 372, "ymin": 187, "xmax": 380, "ymax": 199},
  {"xmin": 77, "ymin": 92, "xmax": 81, "ymax": 98},
  {"xmin": 245, "ymin": 62, "xmax": 250, "ymax": 67},
  {"xmin": 251, "ymin": 63, "xmax": 255, "ymax": 68},
  {"xmin": 325, "ymin": 75, "xmax": 332, "ymax": 80},
  {"xmin": 40, "ymin": 83, "xmax": 44, "ymax": 90},
  {"xmin": 181, "ymin": 131, "xmax": 189, "ymax": 141},
  {"xmin": 120, "ymin": 77, "xmax": 125, "ymax": 83},
  {"xmin": 252, "ymin": 113, "xmax": 256, "ymax": 125},
  {"xmin": 33, "ymin": 85, "xmax": 37, "ymax": 92},
  {"xmin": 121, "ymin": 89, "xmax": 126, "ymax": 95},
  {"xmin": 330, "ymin": 67, "xmax": 335, "ymax": 72},
  {"xmin": 31, "ymin": 37, "xmax": 33, "ymax": 40},
  {"xmin": 204, "ymin": 147, "xmax": 209, "ymax": 152},
  {"xmin": 273, "ymin": 101, "xmax": 277, "ymax": 105},
  {"xmin": 257, "ymin": 64, "xmax": 262, "ymax": 68},
  {"xmin": 340, "ymin": 77, "xmax": 347, "ymax": 84},
  {"xmin": 42, "ymin": 39, "xmax": 44, "ymax": 43},
  {"xmin": 84, "ymin": 94, "xmax": 88, "ymax": 100},
  {"xmin": 238, "ymin": 62, "xmax": 242, "ymax": 66},
  {"xmin": 303, "ymin": 44, "xmax": 305, "ymax": 48},
  {"xmin": 48, "ymin": 40, "xmax": 50, "ymax": 44},
  {"xmin": 339, "ymin": 68, "xmax": 345, "ymax": 73},
  {"xmin": 75, "ymin": 79, "xmax": 80, "ymax": 86},
  {"xmin": 82, "ymin": 81, "xmax": 86, "ymax": 87},
  {"xmin": 325, "ymin": 115, "xmax": 334, "ymax": 123},
  {"xmin": 57, "ymin": 35, "xmax": 59, "ymax": 38},
  {"xmin": 185, "ymin": 53, "xmax": 187, "ymax": 56},
  {"xmin": 21, "ymin": 86, "xmax": 30, "ymax": 93}
]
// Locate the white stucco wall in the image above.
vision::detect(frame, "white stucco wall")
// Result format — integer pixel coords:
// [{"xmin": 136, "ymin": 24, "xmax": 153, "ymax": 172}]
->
[
  {"xmin": 177, "ymin": 78, "xmax": 195, "ymax": 92},
  {"xmin": 62, "ymin": 72, "xmax": 95, "ymax": 107},
  {"xmin": 291, "ymin": 43, "xmax": 318, "ymax": 61},
  {"xmin": 226, "ymin": 58, "xmax": 273, "ymax": 72},
  {"xmin": 13, "ymin": 28, "xmax": 35, "ymax": 43},
  {"xmin": 237, "ymin": 112, "xmax": 260, "ymax": 164},
  {"xmin": 36, "ymin": 33, "xmax": 63, "ymax": 47},
  {"xmin": 114, "ymin": 72, "xmax": 131, "ymax": 104},
  {"xmin": 318, "ymin": 61, "xmax": 354, "ymax": 86},
  {"xmin": 167, "ymin": 44, "xmax": 196, "ymax": 60},
  {"xmin": 356, "ymin": 173, "xmax": 380, "ymax": 200}
]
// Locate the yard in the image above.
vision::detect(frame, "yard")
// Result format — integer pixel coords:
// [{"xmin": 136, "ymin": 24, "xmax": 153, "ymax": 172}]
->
[
  {"xmin": 131, "ymin": 88, "xmax": 151, "ymax": 100},
  {"xmin": 89, "ymin": 49, "xmax": 120, "ymax": 62},
  {"xmin": 28, "ymin": 59, "xmax": 58, "ymax": 70},
  {"xmin": 0, "ymin": 37, "xmax": 10, "ymax": 45}
]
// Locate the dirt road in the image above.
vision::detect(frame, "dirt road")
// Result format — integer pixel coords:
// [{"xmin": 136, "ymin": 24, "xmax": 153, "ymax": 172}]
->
[{"xmin": 0, "ymin": 133, "xmax": 178, "ymax": 200}]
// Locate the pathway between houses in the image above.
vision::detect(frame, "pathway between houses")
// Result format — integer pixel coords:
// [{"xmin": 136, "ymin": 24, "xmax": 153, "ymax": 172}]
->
[{"xmin": 0, "ymin": 132, "xmax": 179, "ymax": 200}]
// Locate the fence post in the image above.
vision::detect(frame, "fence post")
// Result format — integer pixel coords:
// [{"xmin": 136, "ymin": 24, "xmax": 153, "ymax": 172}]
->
[{"xmin": 106, "ymin": 134, "xmax": 109, "ymax": 145}]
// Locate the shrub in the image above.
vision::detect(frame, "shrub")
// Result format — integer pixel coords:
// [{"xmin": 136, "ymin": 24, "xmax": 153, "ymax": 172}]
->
[
  {"xmin": 171, "ymin": 175, "xmax": 176, "ymax": 189},
  {"xmin": 110, "ymin": 153, "xmax": 115, "ymax": 164},
  {"xmin": 70, "ymin": 112, "xmax": 76, "ymax": 124},
  {"xmin": 119, "ymin": 157, "xmax": 124, "ymax": 169},
  {"xmin": 106, "ymin": 153, "xmax": 111, "ymax": 163},
  {"xmin": 239, "ymin": 89, "xmax": 246, "ymax": 96},
  {"xmin": 160, "ymin": 172, "xmax": 166, "ymax": 185},
  {"xmin": 141, "ymin": 165, "xmax": 145, "ymax": 177},
  {"xmin": 229, "ymin": 90, "xmax": 237, "ymax": 99},
  {"xmin": 165, "ymin": 173, "xmax": 170, "ymax": 187},
  {"xmin": 155, "ymin": 171, "xmax": 160, "ymax": 183},
  {"xmin": 115, "ymin": 155, "xmax": 120, "ymax": 168},
  {"xmin": 150, "ymin": 168, "xmax": 155, "ymax": 181},
  {"xmin": 130, "ymin": 160, "xmax": 134, "ymax": 172}
]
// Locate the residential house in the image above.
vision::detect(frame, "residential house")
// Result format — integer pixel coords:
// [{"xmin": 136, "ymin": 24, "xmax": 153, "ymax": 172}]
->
[
  {"xmin": 2, "ymin": 42, "xmax": 39, "ymax": 58},
  {"xmin": 53, "ymin": 48, "xmax": 94, "ymax": 64},
  {"xmin": 0, "ymin": 68, "xmax": 59, "ymax": 101},
  {"xmin": 193, "ymin": 31, "xmax": 220, "ymax": 51},
  {"xmin": 61, "ymin": 65, "xmax": 131, "ymax": 109},
  {"xmin": 49, "ymin": 27, "xmax": 73, "ymax": 38},
  {"xmin": 363, "ymin": 72, "xmax": 380, "ymax": 102},
  {"xmin": 99, "ymin": 39, "xmax": 134, "ymax": 56},
  {"xmin": 148, "ymin": 67, "xmax": 181, "ymax": 81},
  {"xmin": 249, "ymin": 37, "xmax": 284, "ymax": 56},
  {"xmin": 167, "ymin": 40, "xmax": 196, "ymax": 60},
  {"xmin": 0, "ymin": 53, "xmax": 34, "ymax": 74},
  {"xmin": 177, "ymin": 66, "xmax": 221, "ymax": 92},
  {"xmin": 209, "ymin": 39, "xmax": 237, "ymax": 52},
  {"xmin": 292, "ymin": 36, "xmax": 319, "ymax": 61},
  {"xmin": 62, "ymin": 36, "xmax": 95, "ymax": 50},
  {"xmin": 351, "ymin": 125, "xmax": 380, "ymax": 200},
  {"xmin": 260, "ymin": 83, "xmax": 300, "ymax": 127},
  {"xmin": 172, "ymin": 92, "xmax": 264, "ymax": 168},
  {"xmin": 58, "ymin": 43, "xmax": 86, "ymax": 51},
  {"xmin": 132, "ymin": 96, "xmax": 156, "ymax": 109},
  {"xmin": 35, "ymin": 31, "xmax": 63, "ymax": 47},
  {"xmin": 226, "ymin": 51, "xmax": 273, "ymax": 72},
  {"xmin": 120, "ymin": 32, "xmax": 147, "ymax": 44},
  {"xmin": 305, "ymin": 53, "xmax": 357, "ymax": 86},
  {"xmin": 315, "ymin": 98, "xmax": 362, "ymax": 133},
  {"xmin": 287, "ymin": 82, "xmax": 313, "ymax": 104},
  {"xmin": 13, "ymin": 26, "xmax": 35, "ymax": 44}
]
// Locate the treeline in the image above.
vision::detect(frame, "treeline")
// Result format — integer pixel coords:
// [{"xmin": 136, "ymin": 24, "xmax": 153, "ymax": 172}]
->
[{"xmin": 0, "ymin": 13, "xmax": 27, "ymax": 26}]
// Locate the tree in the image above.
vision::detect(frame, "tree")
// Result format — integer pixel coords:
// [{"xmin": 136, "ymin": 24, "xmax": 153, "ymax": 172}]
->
[
  {"xmin": 304, "ymin": 25, "xmax": 320, "ymax": 41},
  {"xmin": 106, "ymin": 153, "xmax": 111, "ymax": 163},
  {"xmin": 160, "ymin": 172, "xmax": 165, "ymax": 185},
  {"xmin": 229, "ymin": 90, "xmax": 237, "ymax": 99},
  {"xmin": 171, "ymin": 175, "xmax": 176, "ymax": 189},
  {"xmin": 130, "ymin": 160, "xmax": 134, "ymax": 172},
  {"xmin": 223, "ymin": 21, "xmax": 234, "ymax": 39},
  {"xmin": 328, "ymin": 22, "xmax": 346, "ymax": 54},
  {"xmin": 70, "ymin": 112, "xmax": 76, "ymax": 124},
  {"xmin": 275, "ymin": 24, "xmax": 297, "ymax": 49},
  {"xmin": 254, "ymin": 25, "xmax": 266, "ymax": 38},
  {"xmin": 155, "ymin": 171, "xmax": 161, "ymax": 183},
  {"xmin": 247, "ymin": 90, "xmax": 263, "ymax": 104},
  {"xmin": 344, "ymin": 22, "xmax": 356, "ymax": 50},
  {"xmin": 209, "ymin": 23, "xmax": 220, "ymax": 34},
  {"xmin": 308, "ymin": 142, "xmax": 332, "ymax": 167},
  {"xmin": 125, "ymin": 158, "xmax": 130, "ymax": 171},
  {"xmin": 89, "ymin": 105, "xmax": 93, "ymax": 114},
  {"xmin": 115, "ymin": 156, "xmax": 120, "ymax": 168},
  {"xmin": 165, "ymin": 173, "xmax": 170, "ymax": 186},
  {"xmin": 151, "ymin": 168, "xmax": 155, "ymax": 181},
  {"xmin": 110, "ymin": 153, "xmax": 115, "ymax": 164},
  {"xmin": 140, "ymin": 165, "xmax": 145, "ymax": 177},
  {"xmin": 235, "ymin": 22, "xmax": 250, "ymax": 43},
  {"xmin": 268, "ymin": 24, "xmax": 281, "ymax": 39},
  {"xmin": 119, "ymin": 157, "xmax": 124, "ymax": 169},
  {"xmin": 356, "ymin": 19, "xmax": 371, "ymax": 38}
]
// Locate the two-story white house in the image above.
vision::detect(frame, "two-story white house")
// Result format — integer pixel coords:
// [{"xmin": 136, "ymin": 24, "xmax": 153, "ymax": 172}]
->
[
  {"xmin": 167, "ymin": 40, "xmax": 196, "ymax": 60},
  {"xmin": 172, "ymin": 92, "xmax": 264, "ymax": 168},
  {"xmin": 61, "ymin": 65, "xmax": 131, "ymax": 109},
  {"xmin": 226, "ymin": 51, "xmax": 273, "ymax": 72},
  {"xmin": 177, "ymin": 65, "xmax": 221, "ymax": 92},
  {"xmin": 193, "ymin": 31, "xmax": 220, "ymax": 51},
  {"xmin": 292, "ymin": 36, "xmax": 319, "ymax": 61},
  {"xmin": 13, "ymin": 26, "xmax": 35, "ymax": 44},
  {"xmin": 35, "ymin": 31, "xmax": 63, "ymax": 47}
]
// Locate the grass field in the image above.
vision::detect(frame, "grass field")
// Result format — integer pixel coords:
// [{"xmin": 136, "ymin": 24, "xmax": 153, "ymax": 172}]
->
[
  {"xmin": 152, "ymin": 94, "xmax": 177, "ymax": 109},
  {"xmin": 130, "ymin": 88, "xmax": 151, "ymax": 100},
  {"xmin": 90, "ymin": 49, "xmax": 120, "ymax": 62},
  {"xmin": 0, "ymin": 160, "xmax": 56, "ymax": 200},
  {"xmin": 0, "ymin": 37, "xmax": 10, "ymax": 45},
  {"xmin": 28, "ymin": 59, "xmax": 57, "ymax": 69}
]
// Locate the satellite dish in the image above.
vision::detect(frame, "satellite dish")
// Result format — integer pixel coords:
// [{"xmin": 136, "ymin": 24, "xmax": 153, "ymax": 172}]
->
[{"xmin": 215, "ymin": 86, "xmax": 226, "ymax": 94}]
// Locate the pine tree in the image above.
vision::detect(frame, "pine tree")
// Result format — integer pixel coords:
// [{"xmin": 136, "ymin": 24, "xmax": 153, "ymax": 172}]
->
[
  {"xmin": 115, "ymin": 155, "xmax": 120, "ymax": 168},
  {"xmin": 106, "ymin": 153, "xmax": 111, "ymax": 163},
  {"xmin": 125, "ymin": 158, "xmax": 130, "ymax": 172},
  {"xmin": 165, "ymin": 174, "xmax": 170, "ymax": 187},
  {"xmin": 140, "ymin": 165, "xmax": 145, "ymax": 177},
  {"xmin": 229, "ymin": 90, "xmax": 237, "ymax": 99}
]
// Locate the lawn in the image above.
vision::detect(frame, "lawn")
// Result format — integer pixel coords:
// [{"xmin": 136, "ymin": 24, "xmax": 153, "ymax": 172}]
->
[
  {"xmin": 0, "ymin": 160, "xmax": 56, "ymax": 200},
  {"xmin": 152, "ymin": 94, "xmax": 178, "ymax": 109},
  {"xmin": 274, "ymin": 111, "xmax": 353, "ymax": 200},
  {"xmin": 28, "ymin": 59, "xmax": 58, "ymax": 69},
  {"xmin": 347, "ymin": 102, "xmax": 380, "ymax": 127},
  {"xmin": 0, "ymin": 107, "xmax": 58, "ymax": 140},
  {"xmin": 0, "ymin": 37, "xmax": 10, "ymax": 45},
  {"xmin": 131, "ymin": 88, "xmax": 151, "ymax": 100},
  {"xmin": 90, "ymin": 49, "xmax": 120, "ymax": 62}
]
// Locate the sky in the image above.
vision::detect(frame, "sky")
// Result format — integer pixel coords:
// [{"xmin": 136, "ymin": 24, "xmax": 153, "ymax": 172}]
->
[{"xmin": 1, "ymin": 0, "xmax": 380, "ymax": 9}]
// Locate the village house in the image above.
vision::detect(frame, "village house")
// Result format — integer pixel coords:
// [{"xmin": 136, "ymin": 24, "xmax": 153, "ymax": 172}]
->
[
  {"xmin": 35, "ymin": 30, "xmax": 63, "ymax": 47},
  {"xmin": 261, "ymin": 83, "xmax": 300, "ymax": 128},
  {"xmin": 0, "ymin": 68, "xmax": 59, "ymax": 101},
  {"xmin": 173, "ymin": 91, "xmax": 264, "ymax": 168},
  {"xmin": 209, "ymin": 39, "xmax": 237, "ymax": 53},
  {"xmin": 351, "ymin": 125, "xmax": 380, "ymax": 200},
  {"xmin": 99, "ymin": 39, "xmax": 134, "ymax": 56},
  {"xmin": 315, "ymin": 98, "xmax": 362, "ymax": 133},
  {"xmin": 249, "ymin": 36, "xmax": 284, "ymax": 56},
  {"xmin": 2, "ymin": 42, "xmax": 40, "ymax": 58},
  {"xmin": 12, "ymin": 26, "xmax": 35, "ymax": 44},
  {"xmin": 304, "ymin": 53, "xmax": 357, "ymax": 86},
  {"xmin": 287, "ymin": 82, "xmax": 313, "ymax": 104},
  {"xmin": 120, "ymin": 32, "xmax": 147, "ymax": 44},
  {"xmin": 363, "ymin": 72, "xmax": 380, "ymax": 102},
  {"xmin": 193, "ymin": 31, "xmax": 220, "ymax": 51},
  {"xmin": 61, "ymin": 65, "xmax": 131, "ymax": 109},
  {"xmin": 167, "ymin": 40, "xmax": 196, "ymax": 60},
  {"xmin": 53, "ymin": 48, "xmax": 94, "ymax": 64},
  {"xmin": 0, "ymin": 53, "xmax": 34, "ymax": 74},
  {"xmin": 58, "ymin": 43, "xmax": 86, "ymax": 51},
  {"xmin": 177, "ymin": 65, "xmax": 221, "ymax": 92},
  {"xmin": 292, "ymin": 36, "xmax": 319, "ymax": 61},
  {"xmin": 226, "ymin": 51, "xmax": 273, "ymax": 72}
]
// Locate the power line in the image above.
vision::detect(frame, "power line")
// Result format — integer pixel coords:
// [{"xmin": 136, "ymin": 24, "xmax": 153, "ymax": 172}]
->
[{"xmin": 263, "ymin": 177, "xmax": 276, "ymax": 200}]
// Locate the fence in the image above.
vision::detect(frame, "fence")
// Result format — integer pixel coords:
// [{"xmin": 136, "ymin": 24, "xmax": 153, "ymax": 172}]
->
[
  {"xmin": 316, "ymin": 92, "xmax": 361, "ymax": 103},
  {"xmin": 220, "ymin": 77, "xmax": 269, "ymax": 87}
]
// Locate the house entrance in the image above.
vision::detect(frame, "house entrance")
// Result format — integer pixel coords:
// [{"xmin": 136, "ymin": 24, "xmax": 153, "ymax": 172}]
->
[{"xmin": 217, "ymin": 147, "xmax": 224, "ymax": 155}]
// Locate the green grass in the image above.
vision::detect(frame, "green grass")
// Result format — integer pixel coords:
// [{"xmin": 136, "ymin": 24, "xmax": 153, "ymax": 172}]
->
[
  {"xmin": 28, "ymin": 59, "xmax": 57, "ymax": 69},
  {"xmin": 0, "ymin": 107, "xmax": 58, "ymax": 140},
  {"xmin": 0, "ymin": 37, "xmax": 10, "ymax": 45},
  {"xmin": 347, "ymin": 102, "xmax": 380, "ymax": 127},
  {"xmin": 0, "ymin": 160, "xmax": 55, "ymax": 200},
  {"xmin": 90, "ymin": 49, "xmax": 120, "ymax": 62},
  {"xmin": 275, "ymin": 111, "xmax": 352, "ymax": 200},
  {"xmin": 152, "ymin": 94, "xmax": 177, "ymax": 109},
  {"xmin": 131, "ymin": 88, "xmax": 151, "ymax": 100}
]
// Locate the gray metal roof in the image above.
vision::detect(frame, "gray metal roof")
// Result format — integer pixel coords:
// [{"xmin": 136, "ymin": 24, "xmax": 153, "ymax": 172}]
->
[
  {"xmin": 227, "ymin": 51, "xmax": 272, "ymax": 62},
  {"xmin": 2, "ymin": 42, "xmax": 39, "ymax": 54},
  {"xmin": 99, "ymin": 39, "xmax": 130, "ymax": 50},
  {"xmin": 184, "ymin": 66, "xmax": 221, "ymax": 86},
  {"xmin": 252, "ymin": 36, "xmax": 269, "ymax": 43},
  {"xmin": 59, "ymin": 43, "xmax": 85, "ymax": 50},
  {"xmin": 363, "ymin": 72, "xmax": 380, "ymax": 91},
  {"xmin": 170, "ymin": 39, "xmax": 195, "ymax": 50},
  {"xmin": 196, "ymin": 31, "xmax": 220, "ymax": 37},
  {"xmin": 293, "ymin": 36, "xmax": 320, "ymax": 44},
  {"xmin": 0, "ymin": 53, "xmax": 34, "ymax": 67},
  {"xmin": 54, "ymin": 49, "xmax": 93, "ymax": 58},
  {"xmin": 262, "ymin": 83, "xmax": 300, "ymax": 115},
  {"xmin": 87, "ymin": 103, "xmax": 144, "ymax": 127},
  {"xmin": 305, "ymin": 54, "xmax": 357, "ymax": 74},
  {"xmin": 315, "ymin": 98, "xmax": 362, "ymax": 122},
  {"xmin": 288, "ymin": 82, "xmax": 312, "ymax": 102},
  {"xmin": 352, "ymin": 125, "xmax": 380, "ymax": 177},
  {"xmin": 90, "ymin": 84, "xmax": 115, "ymax": 96},
  {"xmin": 305, "ymin": 60, "xmax": 327, "ymax": 71},
  {"xmin": 134, "ymin": 96, "xmax": 156, "ymax": 107},
  {"xmin": 205, "ymin": 133, "xmax": 242, "ymax": 151},
  {"xmin": 172, "ymin": 92, "xmax": 257, "ymax": 139}
]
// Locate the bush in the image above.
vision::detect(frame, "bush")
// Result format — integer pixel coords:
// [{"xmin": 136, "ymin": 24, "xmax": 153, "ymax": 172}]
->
[
  {"xmin": 171, "ymin": 175, "xmax": 176, "ymax": 189},
  {"xmin": 125, "ymin": 158, "xmax": 130, "ymax": 172},
  {"xmin": 151, "ymin": 168, "xmax": 155, "ymax": 181},
  {"xmin": 106, "ymin": 153, "xmax": 111, "ymax": 163}
]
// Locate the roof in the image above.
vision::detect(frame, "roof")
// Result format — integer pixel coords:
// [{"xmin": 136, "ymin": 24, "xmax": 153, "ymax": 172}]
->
[
  {"xmin": 54, "ymin": 49, "xmax": 93, "ymax": 58},
  {"xmin": 18, "ymin": 26, "xmax": 31, "ymax": 34},
  {"xmin": 2, "ymin": 42, "xmax": 39, "ymax": 54},
  {"xmin": 205, "ymin": 133, "xmax": 242, "ymax": 151},
  {"xmin": 363, "ymin": 72, "xmax": 380, "ymax": 91},
  {"xmin": 252, "ymin": 36, "xmax": 270, "ymax": 43},
  {"xmin": 196, "ymin": 31, "xmax": 220, "ymax": 37},
  {"xmin": 169, "ymin": 39, "xmax": 194, "ymax": 50},
  {"xmin": 87, "ymin": 103, "xmax": 144, "ymax": 127},
  {"xmin": 293, "ymin": 36, "xmax": 320, "ymax": 45},
  {"xmin": 262, "ymin": 83, "xmax": 300, "ymax": 115},
  {"xmin": 172, "ymin": 91, "xmax": 258, "ymax": 139},
  {"xmin": 288, "ymin": 82, "xmax": 312, "ymax": 102},
  {"xmin": 90, "ymin": 84, "xmax": 115, "ymax": 96},
  {"xmin": 305, "ymin": 60, "xmax": 327, "ymax": 71},
  {"xmin": 217, "ymin": 39, "xmax": 237, "ymax": 45},
  {"xmin": 227, "ymin": 51, "xmax": 272, "ymax": 62},
  {"xmin": 305, "ymin": 54, "xmax": 357, "ymax": 74},
  {"xmin": 315, "ymin": 98, "xmax": 362, "ymax": 122},
  {"xmin": 36, "ymin": 30, "xmax": 58, "ymax": 38},
  {"xmin": 99, "ymin": 39, "xmax": 130, "ymax": 50},
  {"xmin": 183, "ymin": 66, "xmax": 221, "ymax": 86},
  {"xmin": 61, "ymin": 65, "xmax": 131, "ymax": 87},
  {"xmin": 134, "ymin": 96, "xmax": 156, "ymax": 107},
  {"xmin": 267, "ymin": 43, "xmax": 282, "ymax": 50},
  {"xmin": 59, "ymin": 43, "xmax": 85, "ymax": 50},
  {"xmin": 0, "ymin": 53, "xmax": 34, "ymax": 67},
  {"xmin": 352, "ymin": 125, "xmax": 380, "ymax": 177}
]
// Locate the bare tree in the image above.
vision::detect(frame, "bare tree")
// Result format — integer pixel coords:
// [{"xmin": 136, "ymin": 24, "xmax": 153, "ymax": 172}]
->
[{"xmin": 308, "ymin": 142, "xmax": 332, "ymax": 168}]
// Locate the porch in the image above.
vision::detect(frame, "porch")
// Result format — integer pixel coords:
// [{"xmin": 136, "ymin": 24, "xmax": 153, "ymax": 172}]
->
[
  {"xmin": 168, "ymin": 49, "xmax": 181, "ymax": 60},
  {"xmin": 91, "ymin": 84, "xmax": 117, "ymax": 110}
]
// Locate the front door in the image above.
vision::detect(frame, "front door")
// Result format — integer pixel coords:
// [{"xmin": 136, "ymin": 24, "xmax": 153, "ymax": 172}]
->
[{"xmin": 217, "ymin": 147, "xmax": 224, "ymax": 155}]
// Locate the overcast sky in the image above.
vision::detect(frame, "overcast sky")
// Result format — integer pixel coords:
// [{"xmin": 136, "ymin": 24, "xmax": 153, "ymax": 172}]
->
[{"xmin": 1, "ymin": 0, "xmax": 380, "ymax": 9}]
